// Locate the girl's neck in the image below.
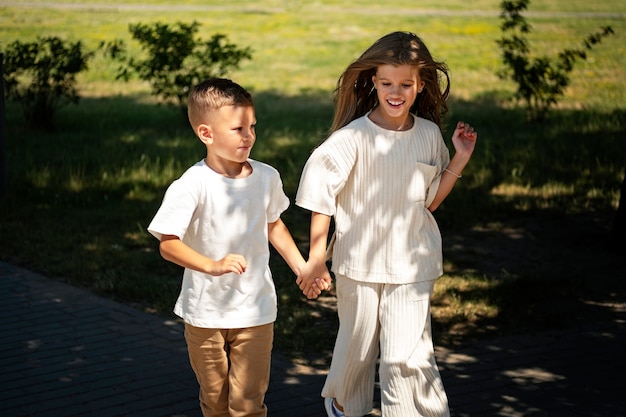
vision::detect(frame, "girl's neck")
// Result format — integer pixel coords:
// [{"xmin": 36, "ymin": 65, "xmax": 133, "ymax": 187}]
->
[{"xmin": 368, "ymin": 108, "xmax": 414, "ymax": 131}]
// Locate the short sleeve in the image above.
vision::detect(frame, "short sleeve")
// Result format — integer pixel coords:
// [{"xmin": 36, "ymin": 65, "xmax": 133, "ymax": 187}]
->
[
  {"xmin": 266, "ymin": 170, "xmax": 290, "ymax": 223},
  {"xmin": 296, "ymin": 132, "xmax": 357, "ymax": 215},
  {"xmin": 147, "ymin": 179, "xmax": 198, "ymax": 241}
]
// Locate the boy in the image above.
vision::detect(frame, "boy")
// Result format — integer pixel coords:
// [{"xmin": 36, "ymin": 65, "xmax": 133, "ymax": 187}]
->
[{"xmin": 148, "ymin": 78, "xmax": 307, "ymax": 417}]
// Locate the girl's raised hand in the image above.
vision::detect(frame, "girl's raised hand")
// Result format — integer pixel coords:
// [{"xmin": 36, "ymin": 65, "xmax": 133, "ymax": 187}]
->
[{"xmin": 451, "ymin": 121, "xmax": 477, "ymax": 160}]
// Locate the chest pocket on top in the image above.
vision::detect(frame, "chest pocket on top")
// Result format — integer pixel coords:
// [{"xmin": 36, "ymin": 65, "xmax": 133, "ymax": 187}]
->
[{"xmin": 407, "ymin": 162, "xmax": 438, "ymax": 203}]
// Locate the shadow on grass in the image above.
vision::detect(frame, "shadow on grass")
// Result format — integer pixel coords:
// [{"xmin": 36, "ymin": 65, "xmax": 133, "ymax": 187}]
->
[{"xmin": 1, "ymin": 90, "xmax": 624, "ymax": 358}]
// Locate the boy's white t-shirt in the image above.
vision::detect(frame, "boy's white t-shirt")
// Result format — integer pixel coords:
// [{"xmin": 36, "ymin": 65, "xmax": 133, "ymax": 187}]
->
[{"xmin": 148, "ymin": 159, "xmax": 289, "ymax": 329}]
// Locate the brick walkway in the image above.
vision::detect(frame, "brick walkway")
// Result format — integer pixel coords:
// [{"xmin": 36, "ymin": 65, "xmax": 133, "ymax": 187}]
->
[{"xmin": 1, "ymin": 261, "xmax": 625, "ymax": 417}]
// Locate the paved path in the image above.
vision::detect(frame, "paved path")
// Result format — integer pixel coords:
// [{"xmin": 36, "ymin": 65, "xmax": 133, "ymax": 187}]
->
[{"xmin": 1, "ymin": 261, "xmax": 625, "ymax": 417}]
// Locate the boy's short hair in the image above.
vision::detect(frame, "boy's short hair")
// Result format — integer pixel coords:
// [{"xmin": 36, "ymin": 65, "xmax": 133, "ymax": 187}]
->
[{"xmin": 187, "ymin": 78, "xmax": 254, "ymax": 128}]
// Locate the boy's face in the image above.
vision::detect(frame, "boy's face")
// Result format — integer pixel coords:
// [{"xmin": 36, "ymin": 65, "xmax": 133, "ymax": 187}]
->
[{"xmin": 199, "ymin": 104, "xmax": 256, "ymax": 167}]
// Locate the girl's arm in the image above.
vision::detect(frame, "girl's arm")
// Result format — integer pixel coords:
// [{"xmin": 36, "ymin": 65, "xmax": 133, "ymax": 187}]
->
[
  {"xmin": 428, "ymin": 121, "xmax": 477, "ymax": 212},
  {"xmin": 159, "ymin": 234, "xmax": 247, "ymax": 275},
  {"xmin": 267, "ymin": 218, "xmax": 306, "ymax": 277},
  {"xmin": 296, "ymin": 212, "xmax": 333, "ymax": 299}
]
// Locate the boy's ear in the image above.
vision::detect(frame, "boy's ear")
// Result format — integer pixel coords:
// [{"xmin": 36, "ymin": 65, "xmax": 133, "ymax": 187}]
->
[{"xmin": 196, "ymin": 123, "xmax": 213, "ymax": 145}]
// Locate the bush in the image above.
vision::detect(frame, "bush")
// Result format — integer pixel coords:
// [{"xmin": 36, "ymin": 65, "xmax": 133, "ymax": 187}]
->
[
  {"xmin": 2, "ymin": 36, "xmax": 93, "ymax": 129},
  {"xmin": 496, "ymin": 0, "xmax": 614, "ymax": 121},
  {"xmin": 117, "ymin": 21, "xmax": 253, "ymax": 109}
]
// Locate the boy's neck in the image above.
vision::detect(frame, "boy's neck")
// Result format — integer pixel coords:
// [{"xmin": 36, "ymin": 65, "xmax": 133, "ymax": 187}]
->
[{"xmin": 204, "ymin": 157, "xmax": 252, "ymax": 179}]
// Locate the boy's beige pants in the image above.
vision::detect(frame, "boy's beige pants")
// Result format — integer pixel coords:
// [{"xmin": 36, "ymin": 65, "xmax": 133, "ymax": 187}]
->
[{"xmin": 184, "ymin": 323, "xmax": 273, "ymax": 417}]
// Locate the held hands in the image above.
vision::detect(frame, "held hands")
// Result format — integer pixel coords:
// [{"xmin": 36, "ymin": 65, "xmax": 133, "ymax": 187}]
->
[
  {"xmin": 296, "ymin": 259, "xmax": 333, "ymax": 299},
  {"xmin": 451, "ymin": 121, "xmax": 477, "ymax": 161}
]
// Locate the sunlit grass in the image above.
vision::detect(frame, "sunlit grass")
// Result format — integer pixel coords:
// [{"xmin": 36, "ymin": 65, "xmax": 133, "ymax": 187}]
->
[
  {"xmin": 432, "ymin": 274, "xmax": 501, "ymax": 343},
  {"xmin": 491, "ymin": 183, "xmax": 576, "ymax": 199}
]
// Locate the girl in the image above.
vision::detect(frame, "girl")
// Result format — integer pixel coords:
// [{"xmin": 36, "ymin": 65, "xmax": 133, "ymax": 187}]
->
[{"xmin": 295, "ymin": 31, "xmax": 477, "ymax": 417}]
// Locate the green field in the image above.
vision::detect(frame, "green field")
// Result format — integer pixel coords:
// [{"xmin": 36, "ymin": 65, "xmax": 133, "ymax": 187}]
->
[{"xmin": 1, "ymin": 1, "xmax": 625, "ymax": 358}]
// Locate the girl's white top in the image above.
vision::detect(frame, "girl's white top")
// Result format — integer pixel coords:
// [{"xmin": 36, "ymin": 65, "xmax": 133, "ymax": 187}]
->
[
  {"xmin": 296, "ymin": 114, "xmax": 450, "ymax": 284},
  {"xmin": 148, "ymin": 159, "xmax": 289, "ymax": 328}
]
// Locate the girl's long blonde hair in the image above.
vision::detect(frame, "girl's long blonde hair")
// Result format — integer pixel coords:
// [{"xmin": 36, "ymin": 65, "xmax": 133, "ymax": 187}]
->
[{"xmin": 331, "ymin": 31, "xmax": 450, "ymax": 133}]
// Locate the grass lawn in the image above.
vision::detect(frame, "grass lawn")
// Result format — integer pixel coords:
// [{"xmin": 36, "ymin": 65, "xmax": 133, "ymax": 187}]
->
[{"xmin": 1, "ymin": 0, "xmax": 625, "ymax": 360}]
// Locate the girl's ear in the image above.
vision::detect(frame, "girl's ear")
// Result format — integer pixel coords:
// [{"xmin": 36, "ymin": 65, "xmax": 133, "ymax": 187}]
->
[{"xmin": 197, "ymin": 124, "xmax": 213, "ymax": 145}]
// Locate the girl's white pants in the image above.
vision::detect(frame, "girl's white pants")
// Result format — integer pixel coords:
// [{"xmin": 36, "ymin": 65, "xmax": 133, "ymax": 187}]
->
[{"xmin": 321, "ymin": 275, "xmax": 450, "ymax": 417}]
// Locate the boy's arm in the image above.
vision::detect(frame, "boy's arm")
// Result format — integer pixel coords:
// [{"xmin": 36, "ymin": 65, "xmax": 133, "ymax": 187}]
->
[
  {"xmin": 428, "ymin": 121, "xmax": 477, "ymax": 212},
  {"xmin": 159, "ymin": 234, "xmax": 247, "ymax": 275},
  {"xmin": 267, "ymin": 218, "xmax": 306, "ymax": 277},
  {"xmin": 296, "ymin": 212, "xmax": 333, "ymax": 299}
]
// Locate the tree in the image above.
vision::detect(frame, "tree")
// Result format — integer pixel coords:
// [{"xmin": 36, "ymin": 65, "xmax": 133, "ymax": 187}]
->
[
  {"xmin": 497, "ymin": 0, "xmax": 623, "ymax": 248},
  {"xmin": 613, "ymin": 170, "xmax": 626, "ymax": 251},
  {"xmin": 497, "ymin": 0, "xmax": 614, "ymax": 121},
  {"xmin": 2, "ymin": 36, "xmax": 92, "ymax": 129},
  {"xmin": 116, "ymin": 21, "xmax": 253, "ymax": 109}
]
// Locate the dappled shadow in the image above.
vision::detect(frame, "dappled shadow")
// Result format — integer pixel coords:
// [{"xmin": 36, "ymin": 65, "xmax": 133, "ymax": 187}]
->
[
  {"xmin": 2, "ymin": 88, "xmax": 625, "ymax": 359},
  {"xmin": 4, "ymin": 244, "xmax": 626, "ymax": 417},
  {"xmin": 0, "ymin": 262, "xmax": 203, "ymax": 416},
  {"xmin": 0, "ymin": 89, "xmax": 333, "ymax": 301},
  {"xmin": 440, "ymin": 314, "xmax": 626, "ymax": 417},
  {"xmin": 0, "ymin": 262, "xmax": 337, "ymax": 417},
  {"xmin": 3, "ymin": 89, "xmax": 626, "ymax": 416},
  {"xmin": 421, "ymin": 93, "xmax": 626, "ymax": 345},
  {"xmin": 434, "ymin": 210, "xmax": 626, "ymax": 344},
  {"xmin": 3, "ymin": 90, "xmax": 335, "ymax": 201}
]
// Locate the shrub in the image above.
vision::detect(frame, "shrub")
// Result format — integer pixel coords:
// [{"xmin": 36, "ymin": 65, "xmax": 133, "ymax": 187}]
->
[
  {"xmin": 2, "ymin": 36, "xmax": 93, "ymax": 129},
  {"xmin": 117, "ymin": 21, "xmax": 253, "ymax": 109},
  {"xmin": 496, "ymin": 0, "xmax": 614, "ymax": 121}
]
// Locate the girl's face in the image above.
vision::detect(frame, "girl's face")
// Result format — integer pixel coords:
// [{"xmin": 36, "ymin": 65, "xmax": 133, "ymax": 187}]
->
[{"xmin": 371, "ymin": 64, "xmax": 424, "ymax": 123}]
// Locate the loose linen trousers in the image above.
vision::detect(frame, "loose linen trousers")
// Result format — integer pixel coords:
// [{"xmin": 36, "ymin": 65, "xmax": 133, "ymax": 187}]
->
[{"xmin": 321, "ymin": 275, "xmax": 450, "ymax": 417}]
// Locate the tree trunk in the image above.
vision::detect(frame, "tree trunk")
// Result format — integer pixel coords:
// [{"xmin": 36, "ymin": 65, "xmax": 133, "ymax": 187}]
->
[{"xmin": 611, "ymin": 168, "xmax": 626, "ymax": 252}]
